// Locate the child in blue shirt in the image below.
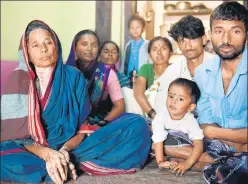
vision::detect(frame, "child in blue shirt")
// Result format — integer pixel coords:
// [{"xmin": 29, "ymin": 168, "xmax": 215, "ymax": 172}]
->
[{"xmin": 121, "ymin": 15, "xmax": 151, "ymax": 87}]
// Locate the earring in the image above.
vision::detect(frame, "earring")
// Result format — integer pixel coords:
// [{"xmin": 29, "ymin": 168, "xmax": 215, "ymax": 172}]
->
[{"xmin": 74, "ymin": 52, "xmax": 78, "ymax": 60}]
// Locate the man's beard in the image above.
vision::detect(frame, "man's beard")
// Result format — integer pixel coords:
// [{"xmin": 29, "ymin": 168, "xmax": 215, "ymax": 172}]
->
[{"xmin": 213, "ymin": 38, "xmax": 246, "ymax": 61}]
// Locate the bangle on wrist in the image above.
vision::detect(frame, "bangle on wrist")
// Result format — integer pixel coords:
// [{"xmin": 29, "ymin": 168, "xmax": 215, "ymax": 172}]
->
[
  {"xmin": 157, "ymin": 160, "xmax": 166, "ymax": 169},
  {"xmin": 43, "ymin": 149, "xmax": 55, "ymax": 162},
  {"xmin": 98, "ymin": 119, "xmax": 109, "ymax": 127},
  {"xmin": 43, "ymin": 152, "xmax": 50, "ymax": 162},
  {"xmin": 148, "ymin": 108, "xmax": 156, "ymax": 118}
]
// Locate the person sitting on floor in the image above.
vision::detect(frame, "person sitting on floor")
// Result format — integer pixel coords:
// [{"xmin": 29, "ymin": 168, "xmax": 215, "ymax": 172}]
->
[
  {"xmin": 99, "ymin": 40, "xmax": 130, "ymax": 88},
  {"xmin": 1, "ymin": 21, "xmax": 151, "ymax": 184},
  {"xmin": 195, "ymin": 1, "xmax": 248, "ymax": 158},
  {"xmin": 66, "ymin": 30, "xmax": 125, "ymax": 125},
  {"xmin": 133, "ymin": 36, "xmax": 173, "ymax": 119},
  {"xmin": 168, "ymin": 15, "xmax": 215, "ymax": 80},
  {"xmin": 152, "ymin": 78, "xmax": 204, "ymax": 175}
]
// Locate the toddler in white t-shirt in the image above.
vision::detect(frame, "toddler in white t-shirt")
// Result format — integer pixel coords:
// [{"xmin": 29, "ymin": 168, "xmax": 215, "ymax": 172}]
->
[{"xmin": 152, "ymin": 78, "xmax": 204, "ymax": 175}]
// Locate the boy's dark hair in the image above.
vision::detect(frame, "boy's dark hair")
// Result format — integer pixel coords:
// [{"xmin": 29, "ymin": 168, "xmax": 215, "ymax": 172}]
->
[
  {"xmin": 99, "ymin": 40, "xmax": 120, "ymax": 56},
  {"xmin": 210, "ymin": 1, "xmax": 248, "ymax": 32},
  {"xmin": 128, "ymin": 15, "xmax": 146, "ymax": 29},
  {"xmin": 168, "ymin": 78, "xmax": 201, "ymax": 104},
  {"xmin": 148, "ymin": 36, "xmax": 173, "ymax": 54},
  {"xmin": 168, "ymin": 15, "xmax": 205, "ymax": 42}
]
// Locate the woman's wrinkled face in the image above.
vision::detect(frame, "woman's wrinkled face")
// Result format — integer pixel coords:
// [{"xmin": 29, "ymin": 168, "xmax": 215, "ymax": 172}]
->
[
  {"xmin": 100, "ymin": 43, "xmax": 119, "ymax": 65},
  {"xmin": 149, "ymin": 39, "xmax": 171, "ymax": 65},
  {"xmin": 27, "ymin": 29, "xmax": 58, "ymax": 68},
  {"xmin": 75, "ymin": 34, "xmax": 99, "ymax": 63}
]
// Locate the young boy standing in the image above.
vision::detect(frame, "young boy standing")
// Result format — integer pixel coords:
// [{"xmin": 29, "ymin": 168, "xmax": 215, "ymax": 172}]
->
[{"xmin": 121, "ymin": 15, "xmax": 151, "ymax": 87}]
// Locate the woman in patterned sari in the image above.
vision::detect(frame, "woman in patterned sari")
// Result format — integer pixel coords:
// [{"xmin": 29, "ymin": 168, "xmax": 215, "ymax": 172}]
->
[
  {"xmin": 1, "ymin": 21, "xmax": 151, "ymax": 183},
  {"xmin": 66, "ymin": 30, "xmax": 127, "ymax": 127}
]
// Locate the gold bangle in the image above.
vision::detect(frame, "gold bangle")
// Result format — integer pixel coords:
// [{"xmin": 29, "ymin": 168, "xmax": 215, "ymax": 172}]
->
[{"xmin": 43, "ymin": 153, "xmax": 50, "ymax": 162}]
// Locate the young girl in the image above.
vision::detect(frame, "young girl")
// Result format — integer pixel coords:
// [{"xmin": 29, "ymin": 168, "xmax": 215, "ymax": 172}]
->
[{"xmin": 152, "ymin": 78, "xmax": 204, "ymax": 175}]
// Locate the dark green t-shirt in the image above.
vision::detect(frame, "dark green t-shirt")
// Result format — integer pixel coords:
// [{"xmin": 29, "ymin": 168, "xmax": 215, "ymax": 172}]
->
[{"xmin": 137, "ymin": 64, "xmax": 154, "ymax": 89}]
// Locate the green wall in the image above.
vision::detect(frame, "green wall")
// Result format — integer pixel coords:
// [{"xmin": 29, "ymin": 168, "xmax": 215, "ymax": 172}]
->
[{"xmin": 1, "ymin": 1, "xmax": 96, "ymax": 61}]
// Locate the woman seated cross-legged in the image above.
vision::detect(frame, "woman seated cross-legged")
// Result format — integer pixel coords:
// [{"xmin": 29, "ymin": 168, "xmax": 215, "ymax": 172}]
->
[
  {"xmin": 1, "ymin": 21, "xmax": 151, "ymax": 184},
  {"xmin": 66, "ymin": 30, "xmax": 128, "ymax": 125},
  {"xmin": 65, "ymin": 29, "xmax": 151, "ymax": 174}
]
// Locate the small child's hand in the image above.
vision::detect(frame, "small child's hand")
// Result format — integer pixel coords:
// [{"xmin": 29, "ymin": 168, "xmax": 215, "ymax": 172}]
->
[
  {"xmin": 158, "ymin": 161, "xmax": 171, "ymax": 169},
  {"xmin": 170, "ymin": 160, "xmax": 192, "ymax": 176},
  {"xmin": 158, "ymin": 161, "xmax": 178, "ymax": 169},
  {"xmin": 169, "ymin": 161, "xmax": 178, "ymax": 168}
]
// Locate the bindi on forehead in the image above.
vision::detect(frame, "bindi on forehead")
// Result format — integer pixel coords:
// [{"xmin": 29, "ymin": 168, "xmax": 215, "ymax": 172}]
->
[
  {"xmin": 154, "ymin": 42, "xmax": 166, "ymax": 48},
  {"xmin": 81, "ymin": 39, "xmax": 96, "ymax": 42},
  {"xmin": 88, "ymin": 38, "xmax": 96, "ymax": 42}
]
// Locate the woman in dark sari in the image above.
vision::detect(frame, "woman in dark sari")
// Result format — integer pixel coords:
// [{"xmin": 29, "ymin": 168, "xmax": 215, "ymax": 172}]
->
[
  {"xmin": 66, "ymin": 30, "xmax": 126, "ymax": 127},
  {"xmin": 1, "ymin": 21, "xmax": 151, "ymax": 183}
]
